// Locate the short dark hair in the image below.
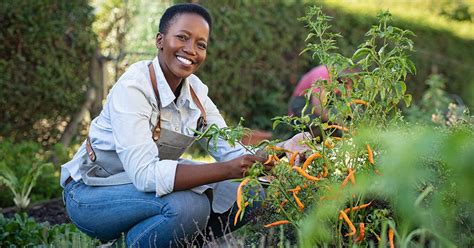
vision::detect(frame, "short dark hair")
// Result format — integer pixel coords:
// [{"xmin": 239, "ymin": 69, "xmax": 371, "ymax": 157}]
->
[{"xmin": 159, "ymin": 3, "xmax": 212, "ymax": 36}]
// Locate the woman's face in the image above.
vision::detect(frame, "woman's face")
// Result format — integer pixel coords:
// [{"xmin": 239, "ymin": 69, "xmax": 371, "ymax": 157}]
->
[{"xmin": 157, "ymin": 13, "xmax": 209, "ymax": 85}]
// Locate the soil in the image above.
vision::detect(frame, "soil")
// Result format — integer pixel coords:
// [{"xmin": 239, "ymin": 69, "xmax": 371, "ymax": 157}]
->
[{"xmin": 1, "ymin": 198, "xmax": 71, "ymax": 225}]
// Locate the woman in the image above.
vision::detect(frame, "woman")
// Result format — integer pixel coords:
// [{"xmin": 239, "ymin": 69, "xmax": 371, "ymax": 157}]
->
[{"xmin": 61, "ymin": 3, "xmax": 278, "ymax": 247}]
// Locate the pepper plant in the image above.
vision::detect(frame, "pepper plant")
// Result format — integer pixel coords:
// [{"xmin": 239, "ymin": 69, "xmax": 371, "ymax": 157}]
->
[{"xmin": 194, "ymin": 6, "xmax": 472, "ymax": 247}]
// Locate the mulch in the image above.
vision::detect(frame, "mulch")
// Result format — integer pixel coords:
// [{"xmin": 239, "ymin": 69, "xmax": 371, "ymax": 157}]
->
[{"xmin": 1, "ymin": 198, "xmax": 71, "ymax": 225}]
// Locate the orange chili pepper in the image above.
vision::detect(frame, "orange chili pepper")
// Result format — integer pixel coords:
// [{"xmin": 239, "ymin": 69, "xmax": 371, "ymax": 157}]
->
[
  {"xmin": 273, "ymin": 154, "xmax": 280, "ymax": 162},
  {"xmin": 280, "ymin": 199, "xmax": 288, "ymax": 208},
  {"xmin": 332, "ymin": 136, "xmax": 343, "ymax": 141},
  {"xmin": 293, "ymin": 166, "xmax": 320, "ymax": 181},
  {"xmin": 322, "ymin": 165, "xmax": 328, "ymax": 177},
  {"xmin": 234, "ymin": 208, "xmax": 242, "ymax": 226},
  {"xmin": 339, "ymin": 201, "xmax": 372, "ymax": 219},
  {"xmin": 350, "ymin": 99, "xmax": 369, "ymax": 106},
  {"xmin": 354, "ymin": 223, "xmax": 365, "ymax": 242},
  {"xmin": 264, "ymin": 220, "xmax": 290, "ymax": 228},
  {"xmin": 293, "ymin": 192, "xmax": 305, "ymax": 212},
  {"xmin": 289, "ymin": 152, "xmax": 299, "ymax": 166},
  {"xmin": 341, "ymin": 169, "xmax": 356, "ymax": 188},
  {"xmin": 233, "ymin": 202, "xmax": 249, "ymax": 225},
  {"xmin": 287, "ymin": 185, "xmax": 302, "ymax": 193},
  {"xmin": 267, "ymin": 145, "xmax": 290, "ymax": 153},
  {"xmin": 324, "ymin": 139, "xmax": 335, "ymax": 149},
  {"xmin": 263, "ymin": 155, "xmax": 273, "ymax": 165},
  {"xmin": 325, "ymin": 124, "xmax": 349, "ymax": 132},
  {"xmin": 349, "ymin": 168, "xmax": 356, "ymax": 185},
  {"xmin": 389, "ymin": 228, "xmax": 395, "ymax": 248},
  {"xmin": 339, "ymin": 211, "xmax": 357, "ymax": 236},
  {"xmin": 302, "ymin": 152, "xmax": 322, "ymax": 170},
  {"xmin": 236, "ymin": 178, "xmax": 250, "ymax": 209},
  {"xmin": 366, "ymin": 144, "xmax": 374, "ymax": 165}
]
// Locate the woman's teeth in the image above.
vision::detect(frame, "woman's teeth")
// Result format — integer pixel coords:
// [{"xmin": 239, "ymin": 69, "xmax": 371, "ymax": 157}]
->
[{"xmin": 177, "ymin": 56, "xmax": 192, "ymax": 65}]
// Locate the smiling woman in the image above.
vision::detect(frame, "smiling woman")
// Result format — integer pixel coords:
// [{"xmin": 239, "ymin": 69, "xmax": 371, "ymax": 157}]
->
[{"xmin": 59, "ymin": 3, "xmax": 270, "ymax": 247}]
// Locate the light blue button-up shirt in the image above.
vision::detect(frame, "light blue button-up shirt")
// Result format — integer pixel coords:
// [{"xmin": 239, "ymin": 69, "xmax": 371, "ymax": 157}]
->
[{"xmin": 61, "ymin": 57, "xmax": 247, "ymax": 212}]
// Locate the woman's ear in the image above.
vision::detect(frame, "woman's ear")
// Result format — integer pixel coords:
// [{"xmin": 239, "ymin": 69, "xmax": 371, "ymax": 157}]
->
[{"xmin": 156, "ymin": 33, "xmax": 164, "ymax": 50}]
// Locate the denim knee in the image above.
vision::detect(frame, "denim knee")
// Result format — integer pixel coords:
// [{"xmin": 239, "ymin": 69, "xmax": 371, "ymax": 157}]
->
[
  {"xmin": 161, "ymin": 191, "xmax": 211, "ymax": 230},
  {"xmin": 126, "ymin": 191, "xmax": 211, "ymax": 247}
]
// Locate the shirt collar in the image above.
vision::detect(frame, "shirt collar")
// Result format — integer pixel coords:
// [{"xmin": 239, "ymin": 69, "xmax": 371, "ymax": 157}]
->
[{"xmin": 151, "ymin": 57, "xmax": 193, "ymax": 108}]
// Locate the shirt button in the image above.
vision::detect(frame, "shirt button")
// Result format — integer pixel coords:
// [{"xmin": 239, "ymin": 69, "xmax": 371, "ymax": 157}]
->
[{"xmin": 175, "ymin": 127, "xmax": 179, "ymax": 131}]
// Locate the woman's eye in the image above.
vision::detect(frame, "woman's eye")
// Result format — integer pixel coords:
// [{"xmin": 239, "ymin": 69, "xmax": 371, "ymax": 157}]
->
[
  {"xmin": 198, "ymin": 43, "xmax": 207, "ymax": 50},
  {"xmin": 176, "ymin": 35, "xmax": 187, "ymax": 41}
]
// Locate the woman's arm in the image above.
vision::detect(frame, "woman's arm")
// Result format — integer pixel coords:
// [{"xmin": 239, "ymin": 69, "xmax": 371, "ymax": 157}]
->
[{"xmin": 173, "ymin": 154, "xmax": 266, "ymax": 191}]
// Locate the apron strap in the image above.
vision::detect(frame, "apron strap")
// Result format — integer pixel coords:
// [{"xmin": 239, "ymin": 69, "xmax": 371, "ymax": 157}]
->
[
  {"xmin": 147, "ymin": 63, "xmax": 207, "ymax": 141},
  {"xmin": 189, "ymin": 86, "xmax": 208, "ymax": 132},
  {"xmin": 148, "ymin": 63, "xmax": 162, "ymax": 141}
]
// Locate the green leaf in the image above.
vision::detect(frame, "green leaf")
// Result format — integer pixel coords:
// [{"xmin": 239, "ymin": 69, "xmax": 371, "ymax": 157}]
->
[
  {"xmin": 403, "ymin": 94, "xmax": 412, "ymax": 107},
  {"xmin": 352, "ymin": 47, "xmax": 371, "ymax": 61},
  {"xmin": 272, "ymin": 119, "xmax": 281, "ymax": 130},
  {"xmin": 406, "ymin": 59, "xmax": 416, "ymax": 75},
  {"xmin": 395, "ymin": 81, "xmax": 407, "ymax": 97},
  {"xmin": 378, "ymin": 44, "xmax": 387, "ymax": 57}
]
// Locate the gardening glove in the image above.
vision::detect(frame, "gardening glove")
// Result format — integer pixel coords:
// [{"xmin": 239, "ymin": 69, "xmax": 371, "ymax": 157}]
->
[{"xmin": 278, "ymin": 132, "xmax": 312, "ymax": 165}]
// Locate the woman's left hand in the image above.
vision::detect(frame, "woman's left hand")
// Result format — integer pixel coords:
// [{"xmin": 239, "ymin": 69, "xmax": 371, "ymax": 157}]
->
[{"xmin": 279, "ymin": 132, "xmax": 312, "ymax": 165}]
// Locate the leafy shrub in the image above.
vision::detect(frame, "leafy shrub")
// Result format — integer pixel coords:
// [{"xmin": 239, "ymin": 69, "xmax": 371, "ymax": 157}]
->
[
  {"xmin": 0, "ymin": 213, "xmax": 48, "ymax": 246},
  {"xmin": 0, "ymin": 139, "xmax": 62, "ymax": 208},
  {"xmin": 319, "ymin": 4, "xmax": 474, "ymax": 110},
  {"xmin": 406, "ymin": 74, "xmax": 470, "ymax": 125},
  {"xmin": 0, "ymin": 213, "xmax": 101, "ymax": 247},
  {"xmin": 0, "ymin": 0, "xmax": 96, "ymax": 143}
]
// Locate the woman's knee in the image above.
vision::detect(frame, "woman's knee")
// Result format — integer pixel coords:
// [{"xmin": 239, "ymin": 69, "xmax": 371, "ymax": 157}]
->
[
  {"xmin": 162, "ymin": 191, "xmax": 211, "ymax": 230},
  {"xmin": 126, "ymin": 191, "xmax": 211, "ymax": 247}
]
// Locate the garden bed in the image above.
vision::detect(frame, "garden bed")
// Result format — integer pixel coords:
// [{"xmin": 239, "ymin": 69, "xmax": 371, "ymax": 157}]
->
[{"xmin": 1, "ymin": 198, "xmax": 70, "ymax": 225}]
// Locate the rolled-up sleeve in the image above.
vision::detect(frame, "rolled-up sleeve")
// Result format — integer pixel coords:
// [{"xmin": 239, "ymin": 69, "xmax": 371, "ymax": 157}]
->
[{"xmin": 109, "ymin": 79, "xmax": 176, "ymax": 196}]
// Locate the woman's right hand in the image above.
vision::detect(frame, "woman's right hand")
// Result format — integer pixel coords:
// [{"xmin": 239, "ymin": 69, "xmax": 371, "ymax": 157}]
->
[{"xmin": 226, "ymin": 154, "xmax": 267, "ymax": 179}]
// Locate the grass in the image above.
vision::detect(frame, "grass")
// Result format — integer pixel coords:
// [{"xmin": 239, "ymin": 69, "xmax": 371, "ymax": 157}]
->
[{"xmin": 322, "ymin": 0, "xmax": 474, "ymax": 40}]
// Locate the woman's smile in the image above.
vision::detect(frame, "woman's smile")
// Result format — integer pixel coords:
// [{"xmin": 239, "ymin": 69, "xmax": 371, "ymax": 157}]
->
[{"xmin": 176, "ymin": 55, "xmax": 194, "ymax": 65}]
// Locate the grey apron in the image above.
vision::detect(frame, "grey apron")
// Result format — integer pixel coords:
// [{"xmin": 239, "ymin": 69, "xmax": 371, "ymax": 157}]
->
[{"xmin": 79, "ymin": 63, "xmax": 207, "ymax": 186}]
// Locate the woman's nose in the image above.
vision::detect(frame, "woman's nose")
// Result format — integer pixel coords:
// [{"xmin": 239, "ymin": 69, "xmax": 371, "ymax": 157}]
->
[{"xmin": 183, "ymin": 41, "xmax": 196, "ymax": 55}]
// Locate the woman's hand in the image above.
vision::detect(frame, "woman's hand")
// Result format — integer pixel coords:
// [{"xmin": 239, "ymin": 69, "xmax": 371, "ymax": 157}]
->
[
  {"xmin": 279, "ymin": 132, "xmax": 311, "ymax": 165},
  {"xmin": 226, "ymin": 154, "xmax": 267, "ymax": 179}
]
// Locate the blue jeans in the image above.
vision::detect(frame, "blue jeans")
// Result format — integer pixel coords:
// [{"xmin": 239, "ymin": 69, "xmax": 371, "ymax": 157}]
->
[{"xmin": 63, "ymin": 180, "xmax": 261, "ymax": 247}]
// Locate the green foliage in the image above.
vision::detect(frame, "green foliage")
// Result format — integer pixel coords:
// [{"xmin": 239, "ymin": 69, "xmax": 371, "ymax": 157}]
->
[
  {"xmin": 301, "ymin": 126, "xmax": 474, "ymax": 247},
  {"xmin": 322, "ymin": 3, "xmax": 474, "ymax": 110},
  {"xmin": 0, "ymin": 0, "xmax": 96, "ymax": 143},
  {"xmin": 439, "ymin": 0, "xmax": 473, "ymax": 22},
  {"xmin": 0, "ymin": 139, "xmax": 62, "ymax": 209},
  {"xmin": 0, "ymin": 213, "xmax": 49, "ymax": 247},
  {"xmin": 0, "ymin": 161, "xmax": 51, "ymax": 211},
  {"xmin": 0, "ymin": 213, "xmax": 101, "ymax": 247},
  {"xmin": 196, "ymin": 0, "xmax": 310, "ymax": 129},
  {"xmin": 406, "ymin": 74, "xmax": 471, "ymax": 125},
  {"xmin": 218, "ymin": 6, "xmax": 473, "ymax": 247},
  {"xmin": 193, "ymin": 118, "xmax": 252, "ymax": 152}
]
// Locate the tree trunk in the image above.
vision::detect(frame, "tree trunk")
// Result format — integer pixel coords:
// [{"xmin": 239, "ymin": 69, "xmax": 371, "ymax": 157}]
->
[
  {"xmin": 58, "ymin": 51, "xmax": 103, "ymax": 148},
  {"xmin": 59, "ymin": 88, "xmax": 96, "ymax": 148},
  {"xmin": 90, "ymin": 49, "xmax": 104, "ymax": 119}
]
